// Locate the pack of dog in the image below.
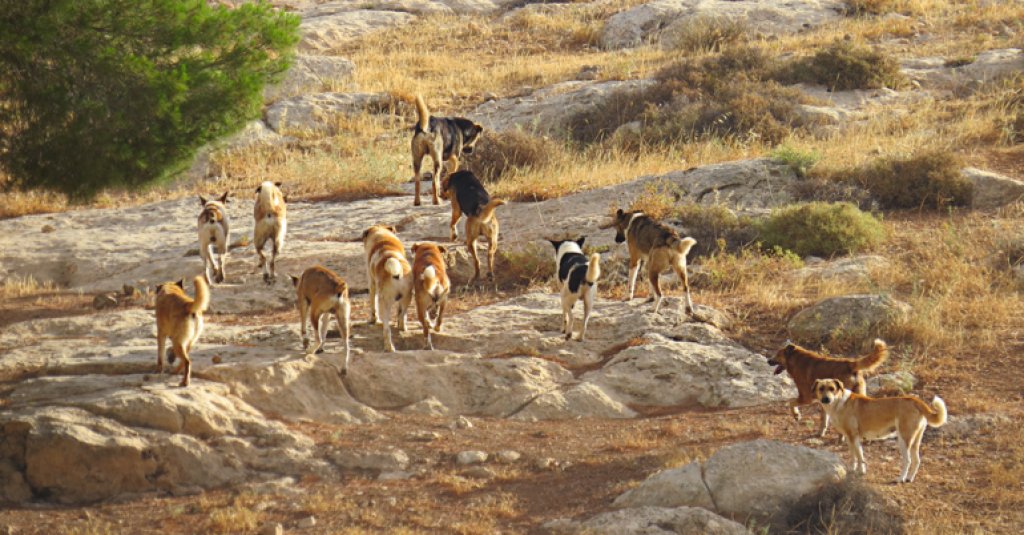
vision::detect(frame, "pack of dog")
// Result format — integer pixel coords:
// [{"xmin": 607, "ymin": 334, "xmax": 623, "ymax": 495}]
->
[
  {"xmin": 411, "ymin": 242, "xmax": 450, "ymax": 350},
  {"xmin": 548, "ymin": 237, "xmax": 601, "ymax": 341},
  {"xmin": 291, "ymin": 265, "xmax": 351, "ymax": 374},
  {"xmin": 362, "ymin": 224, "xmax": 414, "ymax": 352},
  {"xmin": 767, "ymin": 339, "xmax": 889, "ymax": 437},
  {"xmin": 609, "ymin": 209, "xmax": 696, "ymax": 315},
  {"xmin": 198, "ymin": 192, "xmax": 230, "ymax": 284},
  {"xmin": 813, "ymin": 378, "xmax": 947, "ymax": 483},
  {"xmin": 253, "ymin": 181, "xmax": 287, "ymax": 284},
  {"xmin": 409, "ymin": 95, "xmax": 484, "ymax": 207},
  {"xmin": 155, "ymin": 275, "xmax": 209, "ymax": 387},
  {"xmin": 442, "ymin": 170, "xmax": 506, "ymax": 282}
]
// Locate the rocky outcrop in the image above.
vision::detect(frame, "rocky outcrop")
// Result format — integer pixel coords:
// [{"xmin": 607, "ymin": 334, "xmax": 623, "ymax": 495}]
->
[
  {"xmin": 788, "ymin": 294, "xmax": 911, "ymax": 349},
  {"xmin": 613, "ymin": 440, "xmax": 846, "ymax": 525},
  {"xmin": 961, "ymin": 167, "xmax": 1024, "ymax": 210},
  {"xmin": 902, "ymin": 49, "xmax": 1024, "ymax": 90},
  {"xmin": 546, "ymin": 506, "xmax": 748, "ymax": 534},
  {"xmin": 265, "ymin": 91, "xmax": 392, "ymax": 134},
  {"xmin": 264, "ymin": 55, "xmax": 356, "ymax": 103},
  {"xmin": 600, "ymin": 0, "xmax": 844, "ymax": 50},
  {"xmin": 299, "ymin": 10, "xmax": 415, "ymax": 52}
]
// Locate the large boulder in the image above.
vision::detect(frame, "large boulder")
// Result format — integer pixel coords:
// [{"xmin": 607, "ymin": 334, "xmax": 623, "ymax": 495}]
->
[
  {"xmin": 264, "ymin": 55, "xmax": 357, "ymax": 102},
  {"xmin": 613, "ymin": 440, "xmax": 846, "ymax": 525},
  {"xmin": 299, "ymin": 10, "xmax": 415, "ymax": 52},
  {"xmin": 788, "ymin": 294, "xmax": 911, "ymax": 349},
  {"xmin": 600, "ymin": 0, "xmax": 844, "ymax": 50},
  {"xmin": 961, "ymin": 167, "xmax": 1024, "ymax": 210},
  {"xmin": 545, "ymin": 506, "xmax": 748, "ymax": 535},
  {"xmin": 264, "ymin": 91, "xmax": 391, "ymax": 134},
  {"xmin": 902, "ymin": 48, "xmax": 1024, "ymax": 90}
]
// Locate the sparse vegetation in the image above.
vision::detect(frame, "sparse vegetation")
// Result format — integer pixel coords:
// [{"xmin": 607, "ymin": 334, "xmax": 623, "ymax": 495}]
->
[
  {"xmin": 848, "ymin": 150, "xmax": 973, "ymax": 210},
  {"xmin": 780, "ymin": 41, "xmax": 907, "ymax": 91},
  {"xmin": 771, "ymin": 145, "xmax": 822, "ymax": 179},
  {"xmin": 468, "ymin": 129, "xmax": 563, "ymax": 183},
  {"xmin": 782, "ymin": 478, "xmax": 907, "ymax": 534},
  {"xmin": 757, "ymin": 202, "xmax": 886, "ymax": 257},
  {"xmin": 663, "ymin": 15, "xmax": 749, "ymax": 53}
]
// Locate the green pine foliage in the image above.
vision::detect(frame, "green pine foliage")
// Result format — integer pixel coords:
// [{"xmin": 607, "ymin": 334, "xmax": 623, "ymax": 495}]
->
[{"xmin": 0, "ymin": 0, "xmax": 300, "ymax": 200}]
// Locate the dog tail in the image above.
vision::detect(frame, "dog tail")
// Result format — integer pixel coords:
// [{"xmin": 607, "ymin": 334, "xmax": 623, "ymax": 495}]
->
[
  {"xmin": 925, "ymin": 396, "xmax": 948, "ymax": 427},
  {"xmin": 478, "ymin": 199, "xmax": 507, "ymax": 222},
  {"xmin": 385, "ymin": 257, "xmax": 403, "ymax": 279},
  {"xmin": 853, "ymin": 339, "xmax": 888, "ymax": 373},
  {"xmin": 190, "ymin": 275, "xmax": 210, "ymax": 315},
  {"xmin": 671, "ymin": 236, "xmax": 697, "ymax": 256},
  {"xmin": 421, "ymin": 265, "xmax": 438, "ymax": 284},
  {"xmin": 415, "ymin": 94, "xmax": 430, "ymax": 132},
  {"xmin": 586, "ymin": 253, "xmax": 601, "ymax": 284}
]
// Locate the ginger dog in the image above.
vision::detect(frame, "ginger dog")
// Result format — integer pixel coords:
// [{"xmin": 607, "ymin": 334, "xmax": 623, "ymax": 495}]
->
[
  {"xmin": 767, "ymin": 339, "xmax": 888, "ymax": 437},
  {"xmin": 198, "ymin": 192, "xmax": 230, "ymax": 284},
  {"xmin": 814, "ymin": 378, "xmax": 947, "ymax": 482},
  {"xmin": 362, "ymin": 225, "xmax": 414, "ymax": 352},
  {"xmin": 412, "ymin": 242, "xmax": 450, "ymax": 350},
  {"xmin": 254, "ymin": 181, "xmax": 287, "ymax": 284},
  {"xmin": 155, "ymin": 275, "xmax": 210, "ymax": 387},
  {"xmin": 291, "ymin": 266, "xmax": 352, "ymax": 374}
]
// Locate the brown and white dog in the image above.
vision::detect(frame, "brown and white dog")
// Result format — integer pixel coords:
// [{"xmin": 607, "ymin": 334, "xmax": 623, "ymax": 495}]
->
[
  {"xmin": 198, "ymin": 192, "xmax": 230, "ymax": 284},
  {"xmin": 291, "ymin": 266, "xmax": 351, "ymax": 374},
  {"xmin": 814, "ymin": 378, "xmax": 947, "ymax": 482},
  {"xmin": 611, "ymin": 209, "xmax": 696, "ymax": 314},
  {"xmin": 155, "ymin": 275, "xmax": 210, "ymax": 387},
  {"xmin": 411, "ymin": 242, "xmax": 450, "ymax": 350},
  {"xmin": 441, "ymin": 170, "xmax": 506, "ymax": 282},
  {"xmin": 767, "ymin": 339, "xmax": 888, "ymax": 437},
  {"xmin": 410, "ymin": 95, "xmax": 484, "ymax": 206},
  {"xmin": 362, "ymin": 225, "xmax": 414, "ymax": 352},
  {"xmin": 254, "ymin": 181, "xmax": 287, "ymax": 284}
]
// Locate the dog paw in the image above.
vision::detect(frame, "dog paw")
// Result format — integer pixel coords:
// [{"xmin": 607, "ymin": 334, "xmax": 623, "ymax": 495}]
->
[{"xmin": 414, "ymin": 199, "xmax": 421, "ymax": 207}]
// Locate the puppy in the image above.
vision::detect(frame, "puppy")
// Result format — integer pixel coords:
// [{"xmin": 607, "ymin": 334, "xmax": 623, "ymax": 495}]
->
[
  {"xmin": 362, "ymin": 225, "xmax": 414, "ymax": 352},
  {"xmin": 412, "ymin": 242, "xmax": 451, "ymax": 350},
  {"xmin": 611, "ymin": 209, "xmax": 696, "ymax": 315},
  {"xmin": 442, "ymin": 170, "xmax": 506, "ymax": 282},
  {"xmin": 198, "ymin": 192, "xmax": 230, "ymax": 284},
  {"xmin": 767, "ymin": 339, "xmax": 888, "ymax": 437},
  {"xmin": 814, "ymin": 378, "xmax": 947, "ymax": 482},
  {"xmin": 254, "ymin": 181, "xmax": 287, "ymax": 284},
  {"xmin": 290, "ymin": 266, "xmax": 351, "ymax": 374},
  {"xmin": 155, "ymin": 275, "xmax": 209, "ymax": 387},
  {"xmin": 410, "ymin": 95, "xmax": 484, "ymax": 206},
  {"xmin": 548, "ymin": 237, "xmax": 601, "ymax": 341}
]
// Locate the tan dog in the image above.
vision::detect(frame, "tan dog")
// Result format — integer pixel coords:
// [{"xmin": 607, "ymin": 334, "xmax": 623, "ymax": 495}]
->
[
  {"xmin": 362, "ymin": 225, "xmax": 413, "ymax": 352},
  {"xmin": 155, "ymin": 275, "xmax": 210, "ymax": 387},
  {"xmin": 198, "ymin": 192, "xmax": 230, "ymax": 284},
  {"xmin": 767, "ymin": 339, "xmax": 888, "ymax": 436},
  {"xmin": 290, "ymin": 266, "xmax": 351, "ymax": 374},
  {"xmin": 254, "ymin": 181, "xmax": 287, "ymax": 284},
  {"xmin": 441, "ymin": 170, "xmax": 506, "ymax": 282},
  {"xmin": 814, "ymin": 378, "xmax": 947, "ymax": 482},
  {"xmin": 412, "ymin": 242, "xmax": 450, "ymax": 350},
  {"xmin": 611, "ymin": 209, "xmax": 696, "ymax": 315},
  {"xmin": 410, "ymin": 95, "xmax": 484, "ymax": 206}
]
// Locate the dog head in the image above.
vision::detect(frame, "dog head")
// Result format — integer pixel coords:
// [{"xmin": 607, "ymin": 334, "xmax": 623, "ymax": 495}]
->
[
  {"xmin": 766, "ymin": 341, "xmax": 797, "ymax": 375},
  {"xmin": 813, "ymin": 378, "xmax": 845, "ymax": 405},
  {"xmin": 454, "ymin": 118, "xmax": 484, "ymax": 154},
  {"xmin": 155, "ymin": 278, "xmax": 185, "ymax": 296},
  {"xmin": 361, "ymin": 224, "xmax": 398, "ymax": 244},
  {"xmin": 548, "ymin": 237, "xmax": 585, "ymax": 261},
  {"xmin": 612, "ymin": 209, "xmax": 641, "ymax": 244}
]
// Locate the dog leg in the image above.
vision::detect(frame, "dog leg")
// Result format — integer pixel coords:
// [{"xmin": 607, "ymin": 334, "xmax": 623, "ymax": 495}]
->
[
  {"xmin": 486, "ymin": 231, "xmax": 498, "ymax": 281},
  {"xmin": 468, "ymin": 236, "xmax": 482, "ymax": 283},
  {"xmin": 649, "ymin": 267, "xmax": 664, "ymax": 314},
  {"xmin": 266, "ymin": 237, "xmax": 280, "ymax": 284},
  {"xmin": 790, "ymin": 401, "xmax": 802, "ymax": 421},
  {"xmin": 367, "ymin": 274, "xmax": 379, "ymax": 325},
  {"xmin": 216, "ymin": 249, "xmax": 227, "ymax": 284},
  {"xmin": 310, "ymin": 311, "xmax": 324, "ymax": 354},
  {"xmin": 338, "ymin": 300, "xmax": 351, "ymax": 376},
  {"xmin": 435, "ymin": 300, "xmax": 446, "ymax": 332},
  {"xmin": 627, "ymin": 259, "xmax": 641, "ymax": 300},
  {"xmin": 316, "ymin": 313, "xmax": 329, "ymax": 354},
  {"xmin": 156, "ymin": 333, "xmax": 166, "ymax": 373},
  {"xmin": 418, "ymin": 299, "xmax": 432, "ymax": 350},
  {"xmin": 897, "ymin": 435, "xmax": 911, "ymax": 483},
  {"xmin": 907, "ymin": 424, "xmax": 926, "ymax": 482},
  {"xmin": 818, "ymin": 406, "xmax": 830, "ymax": 438},
  {"xmin": 412, "ymin": 151, "xmax": 424, "ymax": 206},
  {"xmin": 579, "ymin": 290, "xmax": 593, "ymax": 342},
  {"xmin": 676, "ymin": 259, "xmax": 694, "ymax": 315},
  {"xmin": 449, "ymin": 201, "xmax": 462, "ymax": 242},
  {"xmin": 171, "ymin": 341, "xmax": 190, "ymax": 387},
  {"xmin": 564, "ymin": 305, "xmax": 574, "ymax": 341},
  {"xmin": 853, "ymin": 438, "xmax": 867, "ymax": 475},
  {"xmin": 298, "ymin": 298, "xmax": 310, "ymax": 351},
  {"xmin": 380, "ymin": 292, "xmax": 395, "ymax": 352},
  {"xmin": 430, "ymin": 145, "xmax": 443, "ymax": 206},
  {"xmin": 255, "ymin": 235, "xmax": 267, "ymax": 274}
]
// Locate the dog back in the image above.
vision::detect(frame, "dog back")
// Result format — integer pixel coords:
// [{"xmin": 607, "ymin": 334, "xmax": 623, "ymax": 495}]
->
[
  {"xmin": 364, "ymin": 226, "xmax": 410, "ymax": 278},
  {"xmin": 447, "ymin": 170, "xmax": 490, "ymax": 217},
  {"xmin": 254, "ymin": 181, "xmax": 286, "ymax": 222},
  {"xmin": 296, "ymin": 266, "xmax": 347, "ymax": 304},
  {"xmin": 413, "ymin": 243, "xmax": 450, "ymax": 297}
]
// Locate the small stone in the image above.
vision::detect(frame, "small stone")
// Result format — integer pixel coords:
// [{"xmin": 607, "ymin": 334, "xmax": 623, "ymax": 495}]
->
[
  {"xmin": 211, "ymin": 355, "xmax": 223, "ymax": 364},
  {"xmin": 456, "ymin": 450, "xmax": 488, "ymax": 465},
  {"xmin": 41, "ymin": 224, "xmax": 55, "ymax": 233},
  {"xmin": 92, "ymin": 293, "xmax": 119, "ymax": 310},
  {"xmin": 451, "ymin": 416, "xmax": 473, "ymax": 430},
  {"xmin": 408, "ymin": 431, "xmax": 442, "ymax": 442},
  {"xmin": 463, "ymin": 467, "xmax": 494, "ymax": 479},
  {"xmin": 378, "ymin": 471, "xmax": 413, "ymax": 481},
  {"xmin": 297, "ymin": 516, "xmax": 316, "ymax": 529},
  {"xmin": 534, "ymin": 457, "xmax": 556, "ymax": 471},
  {"xmin": 259, "ymin": 522, "xmax": 284, "ymax": 535},
  {"xmin": 496, "ymin": 450, "xmax": 521, "ymax": 464}
]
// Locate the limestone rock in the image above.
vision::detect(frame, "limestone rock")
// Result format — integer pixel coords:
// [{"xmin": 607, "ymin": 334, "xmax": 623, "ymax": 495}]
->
[
  {"xmin": 962, "ymin": 167, "xmax": 1024, "ymax": 210},
  {"xmin": 613, "ymin": 463, "xmax": 713, "ymax": 510},
  {"xmin": 331, "ymin": 448, "xmax": 410, "ymax": 472},
  {"xmin": 788, "ymin": 294, "xmax": 911, "ymax": 349},
  {"xmin": 299, "ymin": 10, "xmax": 415, "ymax": 53},
  {"xmin": 456, "ymin": 450, "xmax": 488, "ymax": 465},
  {"xmin": 264, "ymin": 55, "xmax": 356, "ymax": 102},
  {"xmin": 545, "ymin": 506, "xmax": 748, "ymax": 534},
  {"xmin": 265, "ymin": 92, "xmax": 392, "ymax": 134}
]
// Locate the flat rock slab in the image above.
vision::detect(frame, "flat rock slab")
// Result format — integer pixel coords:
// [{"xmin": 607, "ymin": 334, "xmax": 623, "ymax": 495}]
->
[{"xmin": 299, "ymin": 10, "xmax": 416, "ymax": 53}]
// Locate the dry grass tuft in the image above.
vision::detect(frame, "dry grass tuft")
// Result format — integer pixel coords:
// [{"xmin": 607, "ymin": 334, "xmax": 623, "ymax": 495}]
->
[
  {"xmin": 782, "ymin": 478, "xmax": 907, "ymax": 534},
  {"xmin": 467, "ymin": 129, "xmax": 564, "ymax": 183}
]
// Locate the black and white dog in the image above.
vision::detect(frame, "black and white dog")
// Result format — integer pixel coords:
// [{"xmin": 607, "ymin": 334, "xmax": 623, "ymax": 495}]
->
[{"xmin": 548, "ymin": 237, "xmax": 601, "ymax": 341}]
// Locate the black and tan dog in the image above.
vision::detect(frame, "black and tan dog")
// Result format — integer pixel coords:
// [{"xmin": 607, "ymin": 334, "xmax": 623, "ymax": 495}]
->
[
  {"xmin": 768, "ymin": 339, "xmax": 888, "ymax": 437},
  {"xmin": 610, "ymin": 209, "xmax": 696, "ymax": 315},
  {"xmin": 442, "ymin": 170, "xmax": 506, "ymax": 282},
  {"xmin": 410, "ymin": 95, "xmax": 484, "ymax": 206},
  {"xmin": 814, "ymin": 378, "xmax": 946, "ymax": 482}
]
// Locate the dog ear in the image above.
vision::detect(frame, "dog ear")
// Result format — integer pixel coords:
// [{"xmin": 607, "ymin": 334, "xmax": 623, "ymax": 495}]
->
[
  {"xmin": 199, "ymin": 195, "xmax": 208, "ymax": 206},
  {"xmin": 547, "ymin": 239, "xmax": 562, "ymax": 251},
  {"xmin": 386, "ymin": 225, "xmax": 397, "ymax": 234},
  {"xmin": 290, "ymin": 275, "xmax": 300, "ymax": 287},
  {"xmin": 437, "ymin": 245, "xmax": 447, "ymax": 254},
  {"xmin": 219, "ymin": 191, "xmax": 230, "ymax": 204},
  {"xmin": 361, "ymin": 228, "xmax": 371, "ymax": 241},
  {"xmin": 175, "ymin": 278, "xmax": 185, "ymax": 289},
  {"xmin": 576, "ymin": 236, "xmax": 586, "ymax": 247},
  {"xmin": 255, "ymin": 185, "xmax": 262, "ymax": 194},
  {"xmin": 274, "ymin": 181, "xmax": 283, "ymax": 187}
]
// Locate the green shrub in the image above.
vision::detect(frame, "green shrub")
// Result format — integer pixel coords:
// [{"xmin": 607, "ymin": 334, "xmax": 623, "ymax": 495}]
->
[
  {"xmin": 770, "ymin": 145, "xmax": 822, "ymax": 178},
  {"xmin": 853, "ymin": 151, "xmax": 972, "ymax": 210},
  {"xmin": 0, "ymin": 0, "xmax": 300, "ymax": 200},
  {"xmin": 663, "ymin": 15, "xmax": 748, "ymax": 53},
  {"xmin": 758, "ymin": 202, "xmax": 886, "ymax": 257},
  {"xmin": 781, "ymin": 41, "xmax": 906, "ymax": 91},
  {"xmin": 468, "ymin": 129, "xmax": 561, "ymax": 182}
]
